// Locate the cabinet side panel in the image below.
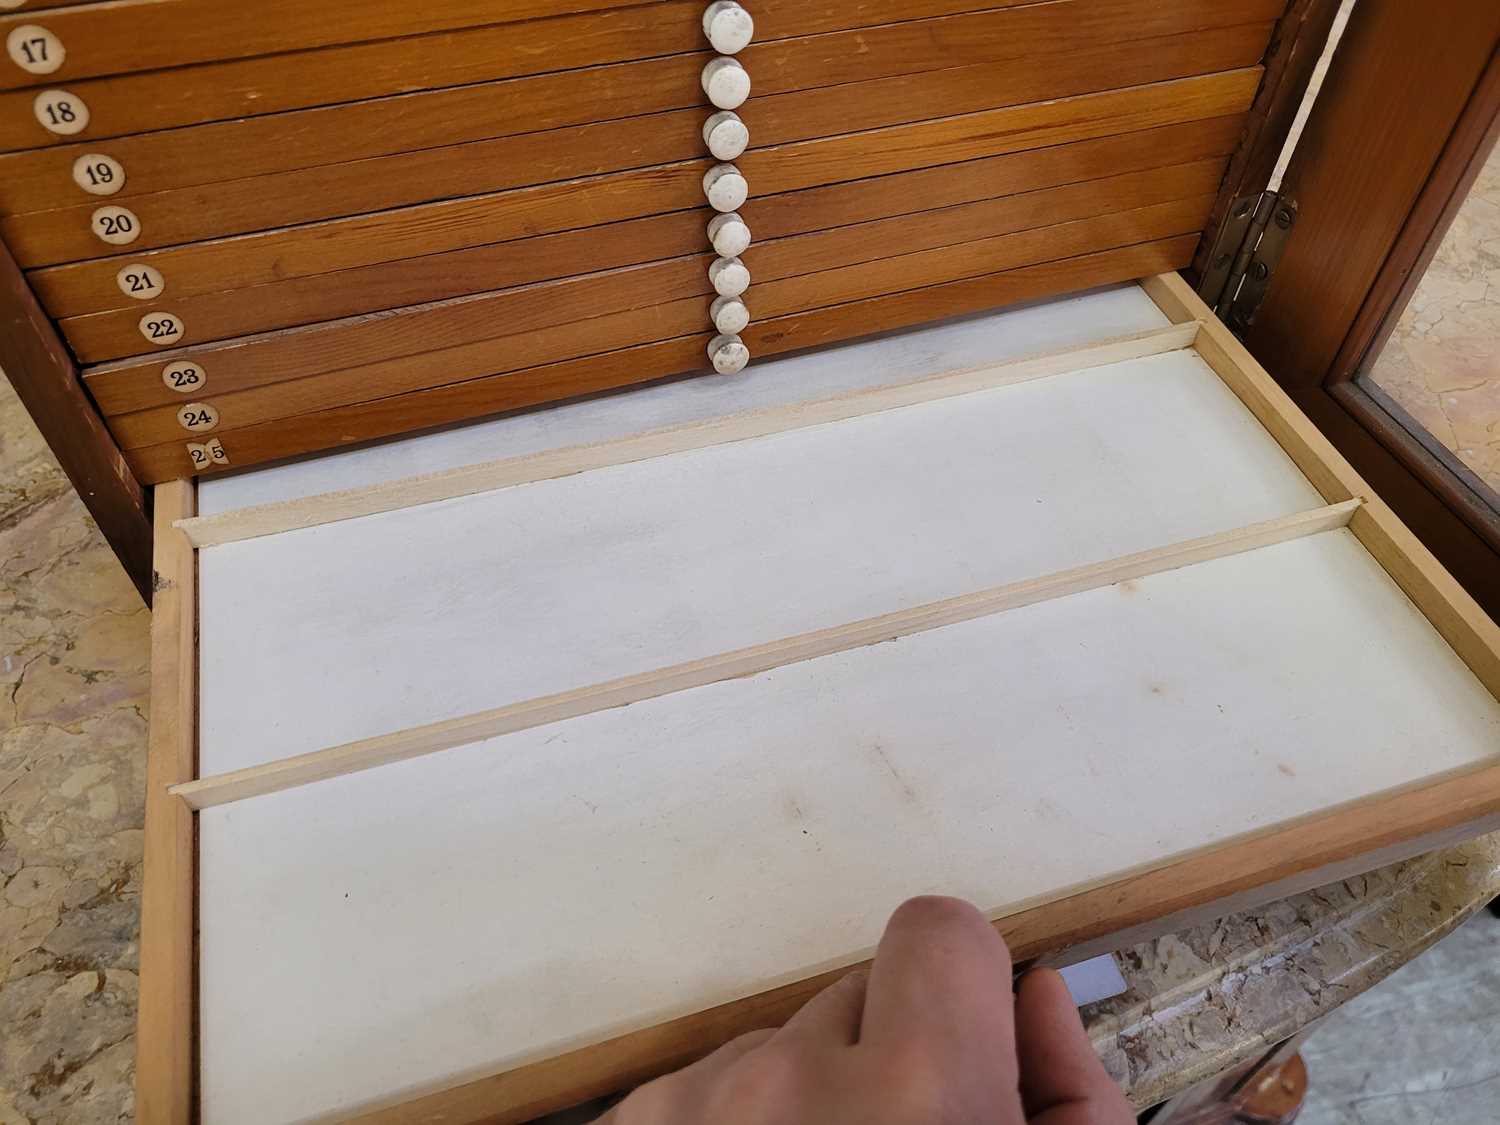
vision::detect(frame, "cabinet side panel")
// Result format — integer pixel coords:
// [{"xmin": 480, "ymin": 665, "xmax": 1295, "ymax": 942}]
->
[{"xmin": 0, "ymin": 236, "xmax": 152, "ymax": 598}]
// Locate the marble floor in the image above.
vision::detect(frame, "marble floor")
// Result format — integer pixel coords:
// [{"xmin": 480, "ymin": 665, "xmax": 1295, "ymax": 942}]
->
[
  {"xmin": 0, "ymin": 375, "xmax": 148, "ymax": 1124},
  {"xmin": 1364, "ymin": 142, "xmax": 1500, "ymax": 498},
  {"xmin": 1299, "ymin": 907, "xmax": 1500, "ymax": 1125}
]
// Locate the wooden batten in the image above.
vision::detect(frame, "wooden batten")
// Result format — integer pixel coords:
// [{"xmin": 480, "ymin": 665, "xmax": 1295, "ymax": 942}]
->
[
  {"xmin": 1142, "ymin": 272, "xmax": 1500, "ymax": 700},
  {"xmin": 135, "ymin": 479, "xmax": 198, "ymax": 1124},
  {"xmin": 174, "ymin": 323, "xmax": 1201, "ymax": 545},
  {"xmin": 171, "ymin": 499, "xmax": 1358, "ymax": 811},
  {"xmin": 118, "ymin": 238, "xmax": 1198, "ymax": 482}
]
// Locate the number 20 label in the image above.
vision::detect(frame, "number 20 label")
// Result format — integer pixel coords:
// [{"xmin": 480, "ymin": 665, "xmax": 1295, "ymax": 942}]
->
[{"xmin": 92, "ymin": 205, "xmax": 140, "ymax": 246}]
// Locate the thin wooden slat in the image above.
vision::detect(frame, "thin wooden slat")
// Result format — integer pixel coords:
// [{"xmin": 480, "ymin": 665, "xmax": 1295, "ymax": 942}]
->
[
  {"xmin": 0, "ymin": 15, "xmax": 1271, "ymax": 214},
  {"xmin": 180, "ymin": 324, "xmax": 1199, "ymax": 546},
  {"xmin": 0, "ymin": 0, "xmax": 1075, "ymax": 150},
  {"xmin": 0, "ymin": 0, "xmax": 668, "ymax": 93},
  {"xmin": 172, "ymin": 500, "xmax": 1358, "ymax": 809},
  {"xmin": 66, "ymin": 157, "xmax": 1227, "ymax": 364},
  {"xmin": 134, "ymin": 477, "xmax": 195, "ymax": 1124},
  {"xmin": 97, "ymin": 197, "xmax": 1214, "ymax": 444},
  {"xmin": 1143, "ymin": 271, "xmax": 1500, "ymax": 701},
  {"xmin": 120, "ymin": 235, "xmax": 1199, "ymax": 482},
  {"xmin": 1, "ymin": 61, "xmax": 1263, "ymax": 266},
  {"xmin": 34, "ymin": 115, "xmax": 1247, "ymax": 322}
]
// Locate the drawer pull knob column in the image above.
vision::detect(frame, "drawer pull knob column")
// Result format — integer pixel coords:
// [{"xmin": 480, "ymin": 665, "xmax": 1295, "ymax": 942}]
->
[
  {"xmin": 708, "ymin": 333, "xmax": 750, "ymax": 375},
  {"xmin": 702, "ymin": 4, "xmax": 754, "ymax": 374},
  {"xmin": 703, "ymin": 163, "xmax": 748, "ymax": 212},
  {"xmin": 708, "ymin": 211, "xmax": 751, "ymax": 257},
  {"xmin": 702, "ymin": 2, "xmax": 754, "ymax": 55},
  {"xmin": 703, "ymin": 109, "xmax": 749, "ymax": 160},
  {"xmin": 708, "ymin": 256, "xmax": 750, "ymax": 298},
  {"xmin": 711, "ymin": 295, "xmax": 750, "ymax": 335},
  {"xmin": 701, "ymin": 56, "xmax": 750, "ymax": 110}
]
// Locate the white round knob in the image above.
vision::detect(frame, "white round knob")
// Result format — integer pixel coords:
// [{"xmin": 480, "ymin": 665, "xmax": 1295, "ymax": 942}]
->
[
  {"xmin": 709, "ymin": 333, "xmax": 750, "ymax": 375},
  {"xmin": 711, "ymin": 295, "xmax": 750, "ymax": 335},
  {"xmin": 708, "ymin": 211, "xmax": 751, "ymax": 257},
  {"xmin": 702, "ymin": 109, "xmax": 749, "ymax": 160},
  {"xmin": 708, "ymin": 256, "xmax": 750, "ymax": 298},
  {"xmin": 703, "ymin": 163, "xmax": 748, "ymax": 212},
  {"xmin": 701, "ymin": 56, "xmax": 750, "ymax": 110},
  {"xmin": 702, "ymin": 1, "xmax": 754, "ymax": 54}
]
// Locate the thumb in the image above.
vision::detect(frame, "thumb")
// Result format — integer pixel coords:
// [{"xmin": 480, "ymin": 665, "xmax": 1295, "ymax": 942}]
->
[{"xmin": 1014, "ymin": 969, "xmax": 1133, "ymax": 1124}]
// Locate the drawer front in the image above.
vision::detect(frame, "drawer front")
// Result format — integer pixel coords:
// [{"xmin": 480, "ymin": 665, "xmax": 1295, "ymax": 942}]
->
[{"xmin": 0, "ymin": 0, "xmax": 1277, "ymax": 481}]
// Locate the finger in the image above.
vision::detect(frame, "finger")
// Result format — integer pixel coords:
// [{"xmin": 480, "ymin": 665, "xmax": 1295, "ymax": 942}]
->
[
  {"xmin": 773, "ymin": 969, "xmax": 868, "ymax": 1046},
  {"xmin": 1015, "ymin": 969, "xmax": 1133, "ymax": 1124},
  {"xmin": 859, "ymin": 896, "xmax": 1016, "ymax": 1067},
  {"xmin": 593, "ymin": 1029, "xmax": 776, "ymax": 1124}
]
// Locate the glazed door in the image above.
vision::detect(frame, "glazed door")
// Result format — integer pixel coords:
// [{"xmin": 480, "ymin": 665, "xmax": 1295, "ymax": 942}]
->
[{"xmin": 1213, "ymin": 0, "xmax": 1500, "ymax": 617}]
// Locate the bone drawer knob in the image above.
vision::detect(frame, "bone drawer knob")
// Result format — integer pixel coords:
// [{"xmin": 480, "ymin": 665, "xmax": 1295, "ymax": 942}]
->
[
  {"xmin": 708, "ymin": 255, "xmax": 750, "ymax": 298},
  {"xmin": 701, "ymin": 56, "xmax": 751, "ymax": 110},
  {"xmin": 709, "ymin": 333, "xmax": 750, "ymax": 374},
  {"xmin": 703, "ymin": 163, "xmax": 748, "ymax": 212},
  {"xmin": 708, "ymin": 211, "xmax": 751, "ymax": 257},
  {"xmin": 702, "ymin": 109, "xmax": 749, "ymax": 161},
  {"xmin": 702, "ymin": 1, "xmax": 754, "ymax": 54},
  {"xmin": 711, "ymin": 295, "xmax": 750, "ymax": 335}
]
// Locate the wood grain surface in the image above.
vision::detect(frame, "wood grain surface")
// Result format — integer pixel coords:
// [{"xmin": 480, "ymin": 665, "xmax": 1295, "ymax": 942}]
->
[
  {"xmin": 33, "ymin": 114, "xmax": 1246, "ymax": 321},
  {"xmin": 118, "ymin": 237, "xmax": 1196, "ymax": 481},
  {"xmin": 2, "ymin": 63, "xmax": 1261, "ymax": 266},
  {"xmin": 0, "ymin": 19, "xmax": 1268, "ymax": 217},
  {"xmin": 0, "ymin": 0, "xmax": 1161, "ymax": 149},
  {"xmin": 64, "ymin": 159, "xmax": 1227, "ymax": 362},
  {"xmin": 92, "ymin": 197, "xmax": 1213, "ymax": 433}
]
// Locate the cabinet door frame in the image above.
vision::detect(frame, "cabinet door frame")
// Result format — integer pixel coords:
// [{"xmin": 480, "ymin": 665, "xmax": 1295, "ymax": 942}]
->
[{"xmin": 1229, "ymin": 0, "xmax": 1500, "ymax": 617}]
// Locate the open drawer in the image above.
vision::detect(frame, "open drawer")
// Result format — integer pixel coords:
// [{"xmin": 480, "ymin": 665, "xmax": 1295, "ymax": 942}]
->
[{"xmin": 138, "ymin": 275, "xmax": 1500, "ymax": 1124}]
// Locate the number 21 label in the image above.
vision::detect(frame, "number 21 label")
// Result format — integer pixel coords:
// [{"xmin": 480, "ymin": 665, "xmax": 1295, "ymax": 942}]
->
[{"xmin": 118, "ymin": 263, "xmax": 164, "ymax": 301}]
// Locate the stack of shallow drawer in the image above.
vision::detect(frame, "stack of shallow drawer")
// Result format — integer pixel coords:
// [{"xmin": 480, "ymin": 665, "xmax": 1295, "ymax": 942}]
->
[{"xmin": 0, "ymin": 0, "xmax": 1278, "ymax": 483}]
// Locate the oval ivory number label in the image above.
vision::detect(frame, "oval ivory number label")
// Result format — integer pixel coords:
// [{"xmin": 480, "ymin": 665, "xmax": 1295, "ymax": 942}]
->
[
  {"xmin": 139, "ymin": 311, "xmax": 184, "ymax": 346},
  {"xmin": 73, "ymin": 153, "xmax": 124, "ymax": 196},
  {"xmin": 117, "ymin": 263, "xmax": 164, "ymax": 300},
  {"xmin": 92, "ymin": 204, "xmax": 140, "ymax": 246},
  {"xmin": 187, "ymin": 437, "xmax": 229, "ymax": 472},
  {"xmin": 7, "ymin": 25, "xmax": 63, "ymax": 75},
  {"xmin": 34, "ymin": 89, "xmax": 88, "ymax": 136},
  {"xmin": 161, "ymin": 360, "xmax": 204, "ymax": 393},
  {"xmin": 176, "ymin": 402, "xmax": 220, "ymax": 434}
]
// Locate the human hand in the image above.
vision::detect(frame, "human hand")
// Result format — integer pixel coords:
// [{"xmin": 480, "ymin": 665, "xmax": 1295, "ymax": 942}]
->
[{"xmin": 597, "ymin": 896, "xmax": 1134, "ymax": 1124}]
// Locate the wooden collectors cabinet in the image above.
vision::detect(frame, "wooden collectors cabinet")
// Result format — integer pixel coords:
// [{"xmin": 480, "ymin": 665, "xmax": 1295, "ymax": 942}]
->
[{"xmin": 0, "ymin": 1, "xmax": 1496, "ymax": 1123}]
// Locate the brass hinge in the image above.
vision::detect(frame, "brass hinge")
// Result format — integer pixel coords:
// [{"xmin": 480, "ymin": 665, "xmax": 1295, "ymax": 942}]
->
[{"xmin": 1196, "ymin": 191, "xmax": 1298, "ymax": 336}]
